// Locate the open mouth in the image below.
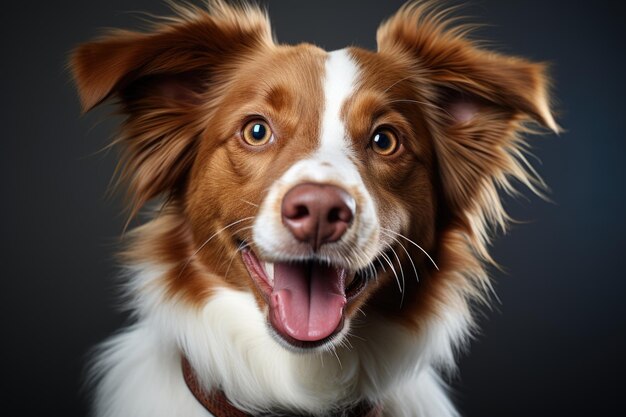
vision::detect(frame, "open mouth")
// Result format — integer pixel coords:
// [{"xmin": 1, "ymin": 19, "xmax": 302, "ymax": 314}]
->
[{"xmin": 241, "ymin": 248, "xmax": 367, "ymax": 349}]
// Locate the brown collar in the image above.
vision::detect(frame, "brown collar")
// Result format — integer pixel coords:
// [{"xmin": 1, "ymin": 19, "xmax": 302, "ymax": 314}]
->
[{"xmin": 182, "ymin": 357, "xmax": 383, "ymax": 417}]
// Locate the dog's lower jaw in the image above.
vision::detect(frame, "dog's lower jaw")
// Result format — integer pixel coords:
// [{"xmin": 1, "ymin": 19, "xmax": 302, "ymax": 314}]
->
[{"xmin": 90, "ymin": 264, "xmax": 464, "ymax": 417}]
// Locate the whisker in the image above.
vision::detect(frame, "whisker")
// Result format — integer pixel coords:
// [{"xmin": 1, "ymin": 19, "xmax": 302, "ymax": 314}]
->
[
  {"xmin": 240, "ymin": 199, "xmax": 259, "ymax": 208},
  {"xmin": 223, "ymin": 225, "xmax": 255, "ymax": 250},
  {"xmin": 381, "ymin": 227, "xmax": 439, "ymax": 270},
  {"xmin": 223, "ymin": 240, "xmax": 251, "ymax": 280},
  {"xmin": 376, "ymin": 257, "xmax": 387, "ymax": 275},
  {"xmin": 330, "ymin": 346, "xmax": 343, "ymax": 369},
  {"xmin": 381, "ymin": 75, "xmax": 414, "ymax": 94},
  {"xmin": 379, "ymin": 251, "xmax": 402, "ymax": 294},
  {"xmin": 381, "ymin": 230, "xmax": 420, "ymax": 284},
  {"xmin": 367, "ymin": 262, "xmax": 377, "ymax": 282},
  {"xmin": 351, "ymin": 333, "xmax": 367, "ymax": 343},
  {"xmin": 178, "ymin": 217, "xmax": 254, "ymax": 278},
  {"xmin": 221, "ymin": 224, "xmax": 256, "ymax": 278},
  {"xmin": 354, "ymin": 247, "xmax": 378, "ymax": 283},
  {"xmin": 340, "ymin": 336, "xmax": 354, "ymax": 351},
  {"xmin": 386, "ymin": 243, "xmax": 406, "ymax": 307}
]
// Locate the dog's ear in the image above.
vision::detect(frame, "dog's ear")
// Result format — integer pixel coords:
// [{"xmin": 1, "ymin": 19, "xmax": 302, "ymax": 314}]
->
[
  {"xmin": 70, "ymin": 2, "xmax": 273, "ymax": 217},
  {"xmin": 377, "ymin": 3, "xmax": 559, "ymax": 235},
  {"xmin": 71, "ymin": 2, "xmax": 273, "ymax": 112}
]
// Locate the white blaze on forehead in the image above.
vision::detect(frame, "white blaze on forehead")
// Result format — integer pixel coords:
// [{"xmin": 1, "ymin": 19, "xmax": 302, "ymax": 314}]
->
[
  {"xmin": 273, "ymin": 48, "xmax": 362, "ymax": 185},
  {"xmin": 320, "ymin": 49, "xmax": 360, "ymax": 157}
]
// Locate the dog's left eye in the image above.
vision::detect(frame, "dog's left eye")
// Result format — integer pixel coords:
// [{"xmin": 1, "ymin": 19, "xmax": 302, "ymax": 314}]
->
[
  {"xmin": 242, "ymin": 119, "xmax": 273, "ymax": 146},
  {"xmin": 370, "ymin": 129, "xmax": 399, "ymax": 156}
]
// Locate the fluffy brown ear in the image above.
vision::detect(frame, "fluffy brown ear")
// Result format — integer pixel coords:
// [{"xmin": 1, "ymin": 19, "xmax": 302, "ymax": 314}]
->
[
  {"xmin": 377, "ymin": 2, "xmax": 559, "ymax": 241},
  {"xmin": 70, "ymin": 1, "xmax": 273, "ymax": 217}
]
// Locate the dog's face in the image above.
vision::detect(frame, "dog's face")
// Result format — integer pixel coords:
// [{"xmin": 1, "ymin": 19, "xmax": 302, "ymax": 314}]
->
[
  {"xmin": 72, "ymin": 2, "xmax": 557, "ymax": 351},
  {"xmin": 182, "ymin": 45, "xmax": 437, "ymax": 349}
]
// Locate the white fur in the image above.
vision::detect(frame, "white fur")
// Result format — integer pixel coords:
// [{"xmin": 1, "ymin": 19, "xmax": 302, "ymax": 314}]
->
[
  {"xmin": 90, "ymin": 264, "xmax": 467, "ymax": 417},
  {"xmin": 382, "ymin": 369, "xmax": 460, "ymax": 417},
  {"xmin": 319, "ymin": 49, "xmax": 360, "ymax": 154}
]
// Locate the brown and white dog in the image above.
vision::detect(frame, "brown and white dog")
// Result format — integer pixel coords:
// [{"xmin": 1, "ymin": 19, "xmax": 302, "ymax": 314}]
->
[{"xmin": 71, "ymin": 1, "xmax": 558, "ymax": 416}]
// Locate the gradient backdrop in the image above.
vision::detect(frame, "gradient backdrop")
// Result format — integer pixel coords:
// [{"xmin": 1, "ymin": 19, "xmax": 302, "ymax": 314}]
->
[{"xmin": 2, "ymin": 0, "xmax": 624, "ymax": 416}]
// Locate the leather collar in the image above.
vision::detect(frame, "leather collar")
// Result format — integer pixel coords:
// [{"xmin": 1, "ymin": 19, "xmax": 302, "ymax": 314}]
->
[{"xmin": 182, "ymin": 357, "xmax": 383, "ymax": 417}]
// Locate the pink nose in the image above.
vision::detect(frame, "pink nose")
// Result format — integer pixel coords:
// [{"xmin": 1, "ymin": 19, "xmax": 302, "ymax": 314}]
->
[{"xmin": 281, "ymin": 183, "xmax": 355, "ymax": 251}]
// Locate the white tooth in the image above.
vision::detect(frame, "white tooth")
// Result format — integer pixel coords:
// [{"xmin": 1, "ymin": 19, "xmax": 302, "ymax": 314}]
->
[{"xmin": 264, "ymin": 262, "xmax": 274, "ymax": 285}]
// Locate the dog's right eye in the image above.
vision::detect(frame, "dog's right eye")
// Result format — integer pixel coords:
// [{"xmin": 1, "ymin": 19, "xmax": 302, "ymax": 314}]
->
[
  {"xmin": 370, "ymin": 128, "xmax": 400, "ymax": 156},
  {"xmin": 242, "ymin": 120, "xmax": 273, "ymax": 146}
]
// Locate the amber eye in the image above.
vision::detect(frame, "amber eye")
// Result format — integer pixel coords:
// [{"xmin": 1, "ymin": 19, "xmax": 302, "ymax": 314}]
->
[
  {"xmin": 371, "ymin": 129, "xmax": 399, "ymax": 156},
  {"xmin": 242, "ymin": 119, "xmax": 273, "ymax": 146}
]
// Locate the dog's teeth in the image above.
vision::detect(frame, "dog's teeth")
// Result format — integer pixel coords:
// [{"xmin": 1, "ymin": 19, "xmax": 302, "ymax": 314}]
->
[{"xmin": 264, "ymin": 262, "xmax": 274, "ymax": 285}]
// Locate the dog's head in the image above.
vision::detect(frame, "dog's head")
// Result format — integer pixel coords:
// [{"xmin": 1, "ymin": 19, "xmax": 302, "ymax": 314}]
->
[{"xmin": 72, "ymin": 1, "xmax": 557, "ymax": 351}]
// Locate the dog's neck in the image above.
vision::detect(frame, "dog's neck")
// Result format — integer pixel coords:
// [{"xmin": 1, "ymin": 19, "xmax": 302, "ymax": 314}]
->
[{"xmin": 181, "ymin": 356, "xmax": 383, "ymax": 417}]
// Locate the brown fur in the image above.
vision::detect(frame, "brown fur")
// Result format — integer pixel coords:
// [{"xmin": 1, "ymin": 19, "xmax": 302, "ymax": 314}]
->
[{"xmin": 348, "ymin": 2, "xmax": 558, "ymax": 332}]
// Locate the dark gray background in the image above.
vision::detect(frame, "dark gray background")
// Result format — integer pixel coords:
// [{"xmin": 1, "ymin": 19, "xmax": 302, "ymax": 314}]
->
[{"xmin": 2, "ymin": 0, "xmax": 624, "ymax": 416}]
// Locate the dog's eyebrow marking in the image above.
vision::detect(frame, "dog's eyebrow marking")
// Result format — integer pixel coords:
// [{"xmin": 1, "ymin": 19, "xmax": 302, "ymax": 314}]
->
[
  {"xmin": 319, "ymin": 49, "xmax": 360, "ymax": 158},
  {"xmin": 262, "ymin": 84, "xmax": 291, "ymax": 113}
]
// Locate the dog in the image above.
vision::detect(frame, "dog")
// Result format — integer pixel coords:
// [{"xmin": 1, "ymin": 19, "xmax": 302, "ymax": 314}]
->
[{"xmin": 71, "ymin": 1, "xmax": 558, "ymax": 416}]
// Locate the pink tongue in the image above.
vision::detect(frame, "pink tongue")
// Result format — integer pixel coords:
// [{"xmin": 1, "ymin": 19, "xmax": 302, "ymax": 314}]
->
[{"xmin": 270, "ymin": 262, "xmax": 346, "ymax": 342}]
